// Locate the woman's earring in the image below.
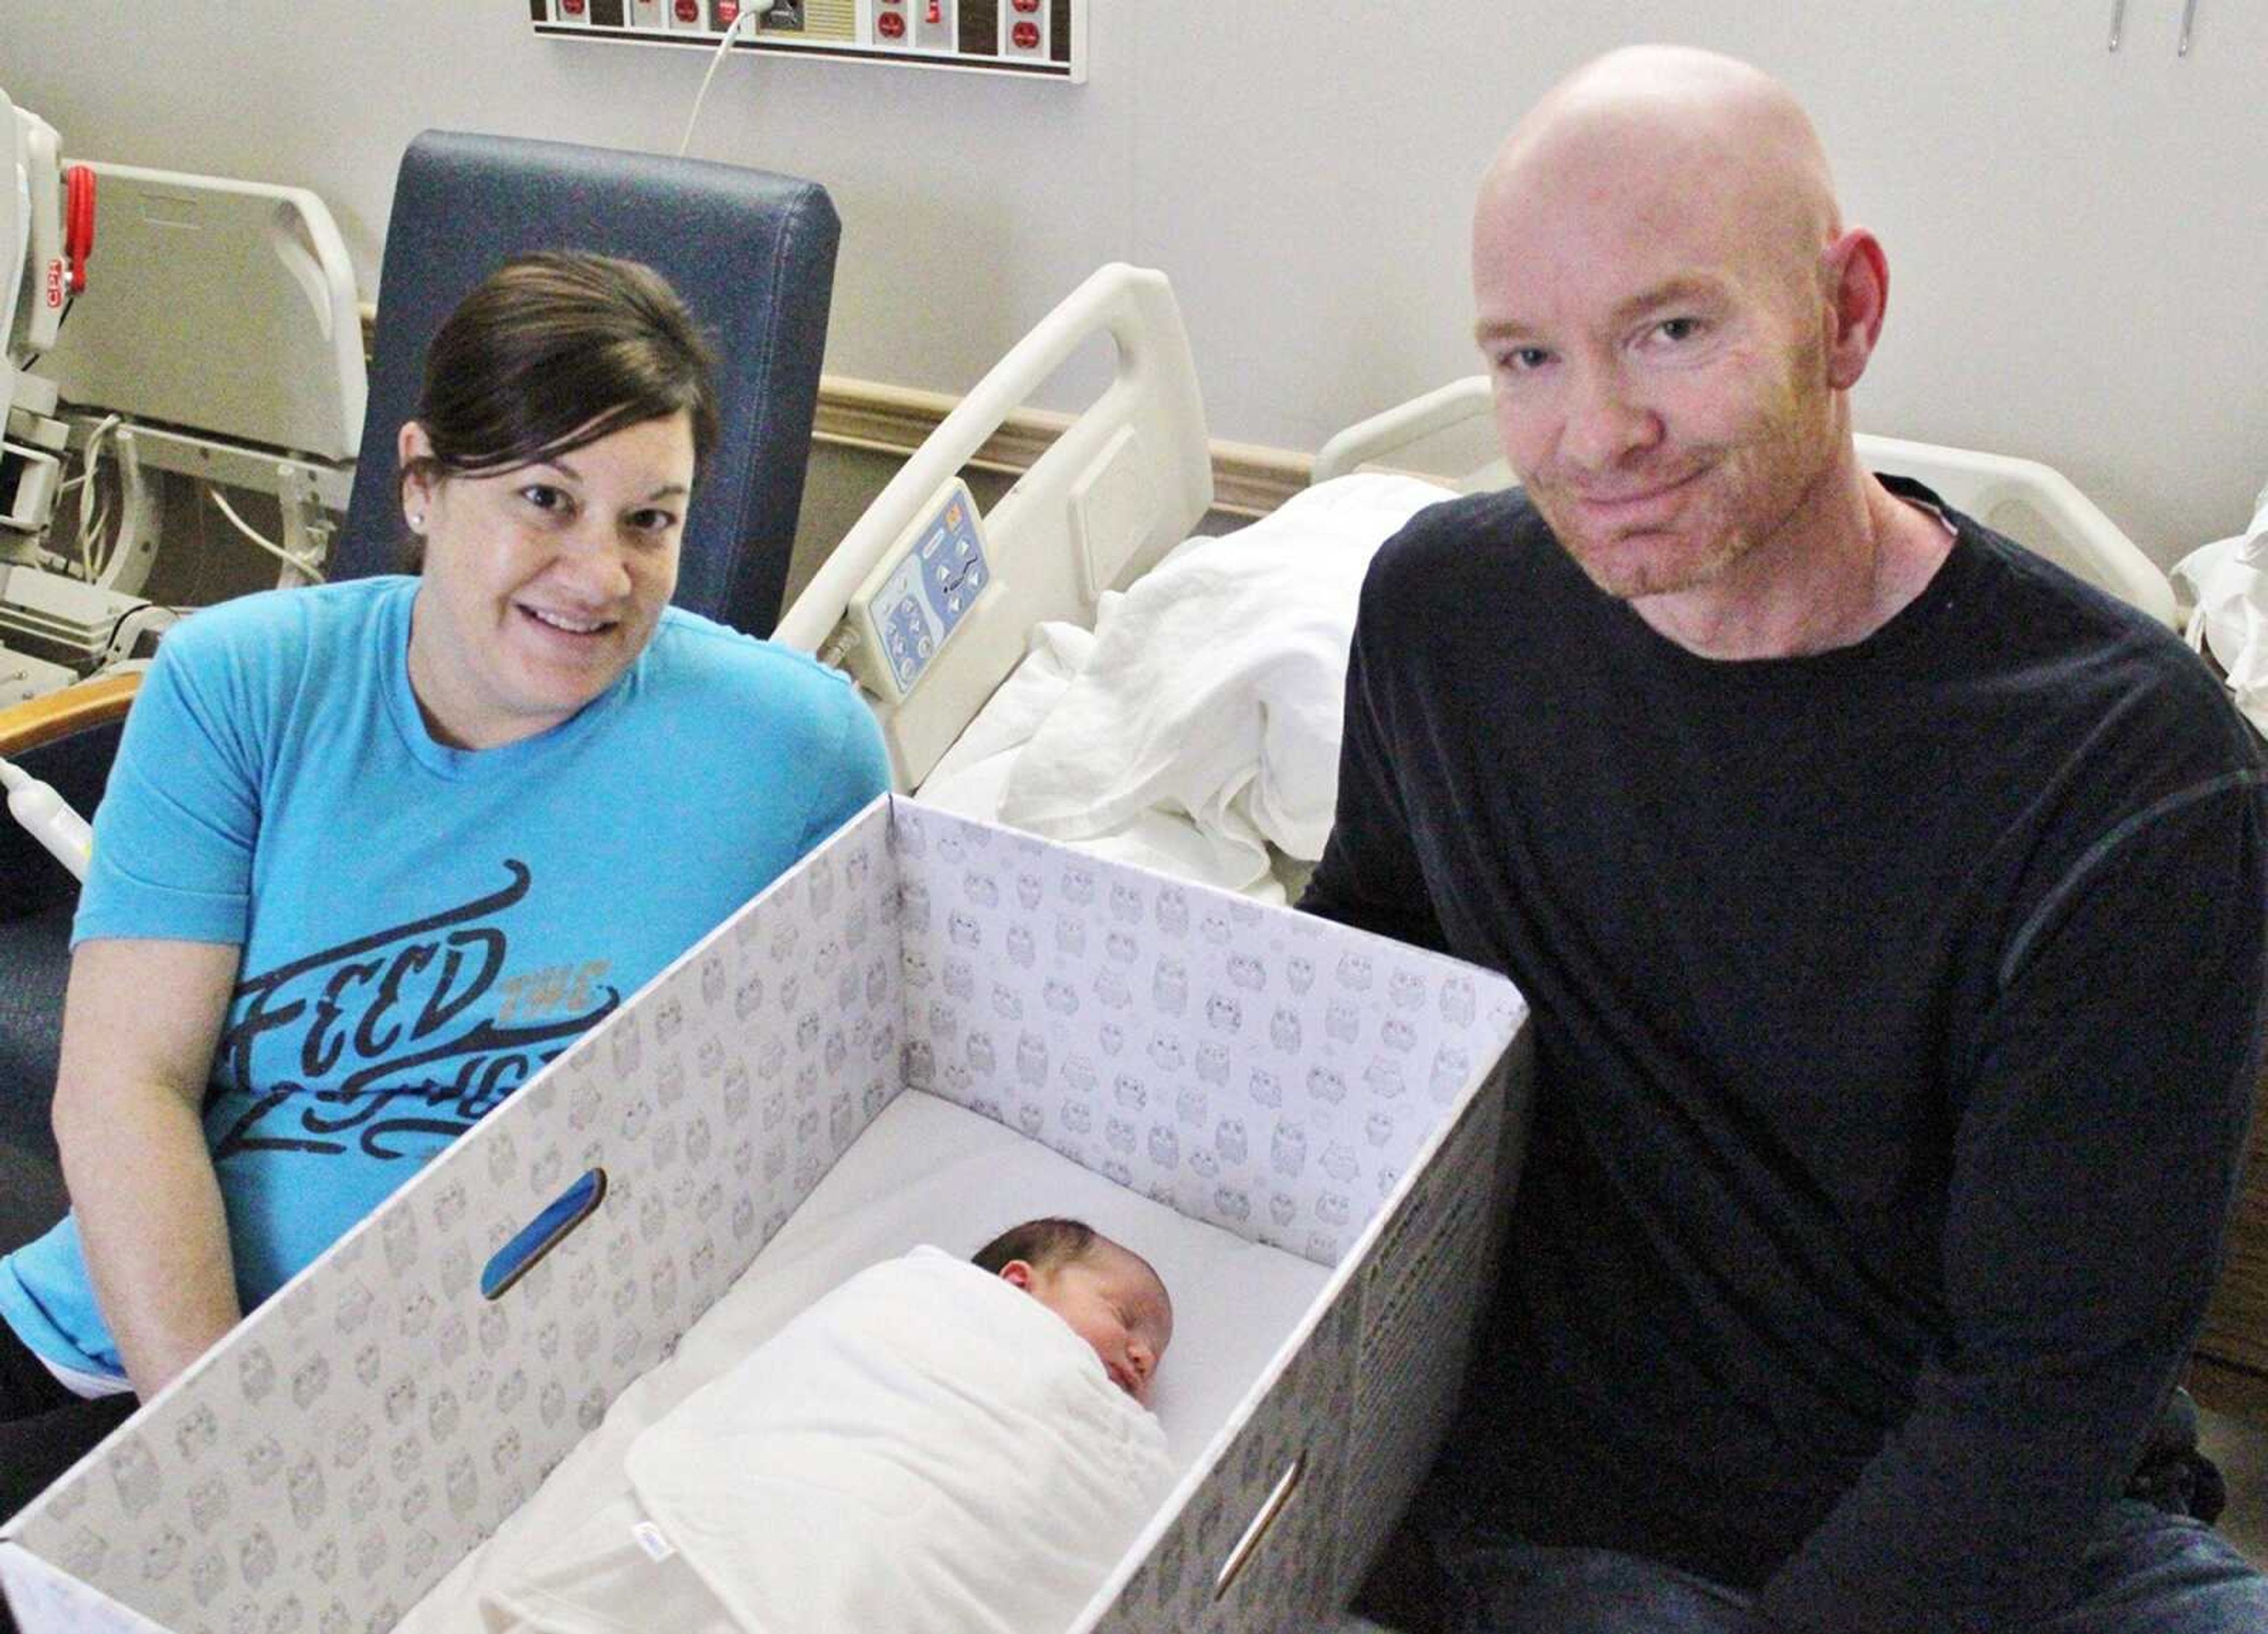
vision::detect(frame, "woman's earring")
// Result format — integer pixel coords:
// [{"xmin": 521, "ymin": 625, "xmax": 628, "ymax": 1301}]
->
[{"xmin": 408, "ymin": 513, "xmax": 425, "ymax": 532}]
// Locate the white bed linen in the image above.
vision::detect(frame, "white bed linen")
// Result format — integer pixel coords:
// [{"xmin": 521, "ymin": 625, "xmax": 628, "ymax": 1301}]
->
[
  {"xmin": 485, "ymin": 1248, "xmax": 1174, "ymax": 1634},
  {"xmin": 396, "ymin": 1090, "xmax": 1330, "ymax": 1633},
  {"xmin": 916, "ymin": 624, "xmax": 1281, "ymax": 897},
  {"xmin": 916, "ymin": 475, "xmax": 1454, "ymax": 902}
]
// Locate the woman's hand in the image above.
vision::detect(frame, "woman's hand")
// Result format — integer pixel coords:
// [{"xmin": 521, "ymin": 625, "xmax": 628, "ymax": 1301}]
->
[{"xmin": 51, "ymin": 937, "xmax": 245, "ymax": 1399}]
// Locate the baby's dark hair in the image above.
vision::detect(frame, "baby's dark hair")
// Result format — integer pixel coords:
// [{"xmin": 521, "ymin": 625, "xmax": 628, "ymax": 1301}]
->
[{"xmin": 972, "ymin": 1217, "xmax": 1098, "ymax": 1276}]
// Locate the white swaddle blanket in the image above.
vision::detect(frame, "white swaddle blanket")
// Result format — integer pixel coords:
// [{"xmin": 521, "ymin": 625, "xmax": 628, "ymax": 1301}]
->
[{"xmin": 484, "ymin": 1247, "xmax": 1174, "ymax": 1634}]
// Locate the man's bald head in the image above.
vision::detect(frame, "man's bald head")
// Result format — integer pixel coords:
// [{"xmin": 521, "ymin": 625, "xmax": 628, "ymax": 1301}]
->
[
  {"xmin": 1469, "ymin": 47, "xmax": 1901, "ymax": 637},
  {"xmin": 1484, "ymin": 47, "xmax": 1842, "ymax": 309}
]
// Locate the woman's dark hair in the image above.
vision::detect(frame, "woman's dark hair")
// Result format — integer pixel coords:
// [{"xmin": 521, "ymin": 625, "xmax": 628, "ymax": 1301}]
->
[
  {"xmin": 398, "ymin": 251, "xmax": 721, "ymax": 514},
  {"xmin": 972, "ymin": 1217, "xmax": 1098, "ymax": 1277}
]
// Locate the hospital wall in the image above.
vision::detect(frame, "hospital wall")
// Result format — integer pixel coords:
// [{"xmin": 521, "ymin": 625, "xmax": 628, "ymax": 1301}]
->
[{"xmin": 4, "ymin": 2, "xmax": 2264, "ymax": 570}]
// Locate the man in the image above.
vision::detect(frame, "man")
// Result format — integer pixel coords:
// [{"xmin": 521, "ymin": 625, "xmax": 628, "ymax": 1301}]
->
[{"xmin": 1303, "ymin": 45, "xmax": 2268, "ymax": 1633}]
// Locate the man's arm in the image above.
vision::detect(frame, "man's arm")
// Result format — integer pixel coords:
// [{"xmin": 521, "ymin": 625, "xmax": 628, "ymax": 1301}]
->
[
  {"xmin": 52, "ymin": 936, "xmax": 245, "ymax": 1398},
  {"xmin": 1759, "ymin": 777, "xmax": 2268, "ymax": 1633},
  {"xmin": 1298, "ymin": 595, "xmax": 1452, "ymax": 955}
]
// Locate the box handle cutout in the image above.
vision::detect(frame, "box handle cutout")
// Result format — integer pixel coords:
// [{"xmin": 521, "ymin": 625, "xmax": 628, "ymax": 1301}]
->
[
  {"xmin": 1213, "ymin": 1453, "xmax": 1305, "ymax": 1600},
  {"xmin": 481, "ymin": 1168, "xmax": 607, "ymax": 1300}
]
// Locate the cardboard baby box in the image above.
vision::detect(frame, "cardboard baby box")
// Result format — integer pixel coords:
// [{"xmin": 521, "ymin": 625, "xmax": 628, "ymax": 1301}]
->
[{"xmin": 1, "ymin": 795, "xmax": 1532, "ymax": 1633}]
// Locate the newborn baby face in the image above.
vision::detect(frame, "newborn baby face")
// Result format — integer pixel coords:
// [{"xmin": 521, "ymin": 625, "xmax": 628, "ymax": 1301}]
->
[{"xmin": 1004, "ymin": 1245, "xmax": 1174, "ymax": 1406}]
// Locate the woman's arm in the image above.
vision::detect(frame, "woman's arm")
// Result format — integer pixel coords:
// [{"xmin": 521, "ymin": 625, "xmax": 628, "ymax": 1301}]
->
[{"xmin": 51, "ymin": 937, "xmax": 245, "ymax": 1399}]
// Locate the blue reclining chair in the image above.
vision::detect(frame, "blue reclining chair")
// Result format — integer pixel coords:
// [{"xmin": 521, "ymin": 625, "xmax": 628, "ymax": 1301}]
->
[{"xmin": 0, "ymin": 130, "xmax": 842, "ymax": 1253}]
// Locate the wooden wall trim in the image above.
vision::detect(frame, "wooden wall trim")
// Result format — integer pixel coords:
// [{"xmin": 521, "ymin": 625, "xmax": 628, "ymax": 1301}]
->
[{"xmin": 2188, "ymin": 1352, "xmax": 2268, "ymax": 1428}]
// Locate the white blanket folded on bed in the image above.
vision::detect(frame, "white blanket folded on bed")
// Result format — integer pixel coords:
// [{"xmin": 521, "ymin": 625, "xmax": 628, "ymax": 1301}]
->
[
  {"xmin": 484, "ymin": 1247, "xmax": 1173, "ymax": 1634},
  {"xmin": 998, "ymin": 474, "xmax": 1454, "ymax": 873}
]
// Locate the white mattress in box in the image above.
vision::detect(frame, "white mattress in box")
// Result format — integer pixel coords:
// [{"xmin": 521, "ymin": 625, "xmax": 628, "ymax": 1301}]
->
[{"xmin": 395, "ymin": 1090, "xmax": 1332, "ymax": 1632}]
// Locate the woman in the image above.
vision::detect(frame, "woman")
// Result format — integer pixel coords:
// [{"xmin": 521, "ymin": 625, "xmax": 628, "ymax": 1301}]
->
[{"xmin": 0, "ymin": 252, "xmax": 890, "ymax": 1518}]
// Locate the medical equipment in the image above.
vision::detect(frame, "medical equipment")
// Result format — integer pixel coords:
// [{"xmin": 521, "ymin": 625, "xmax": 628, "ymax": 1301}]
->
[
  {"xmin": 0, "ymin": 755, "xmax": 89, "ymax": 880},
  {"xmin": 834, "ymin": 476, "xmax": 998, "ymax": 700},
  {"xmin": 0, "ymin": 86, "xmax": 363, "ymax": 709},
  {"xmin": 1, "ymin": 92, "xmax": 86, "ymax": 703},
  {"xmin": 1, "ymin": 93, "xmax": 85, "ymax": 538}
]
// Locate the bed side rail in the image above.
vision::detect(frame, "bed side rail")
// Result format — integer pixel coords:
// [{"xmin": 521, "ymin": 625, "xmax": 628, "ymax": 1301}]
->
[
  {"xmin": 1312, "ymin": 376, "xmax": 1504, "ymax": 491},
  {"xmin": 1853, "ymin": 433, "xmax": 2176, "ymax": 628},
  {"xmin": 777, "ymin": 263, "xmax": 1214, "ymax": 789}
]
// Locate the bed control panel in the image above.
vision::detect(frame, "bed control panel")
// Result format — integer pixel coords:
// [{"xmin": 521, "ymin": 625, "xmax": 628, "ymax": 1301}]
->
[{"xmin": 840, "ymin": 478, "xmax": 996, "ymax": 703}]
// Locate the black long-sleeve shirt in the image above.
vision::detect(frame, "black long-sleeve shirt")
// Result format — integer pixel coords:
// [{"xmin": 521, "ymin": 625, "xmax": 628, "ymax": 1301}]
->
[{"xmin": 1302, "ymin": 481, "xmax": 2267, "ymax": 1633}]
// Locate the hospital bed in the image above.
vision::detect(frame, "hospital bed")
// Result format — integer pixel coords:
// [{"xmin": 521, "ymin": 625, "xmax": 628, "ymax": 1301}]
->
[{"xmin": 777, "ymin": 261, "xmax": 2179, "ymax": 906}]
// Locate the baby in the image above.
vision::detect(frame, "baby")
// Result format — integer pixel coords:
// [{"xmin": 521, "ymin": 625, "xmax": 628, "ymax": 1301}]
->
[
  {"xmin": 973, "ymin": 1216, "xmax": 1174, "ymax": 1405},
  {"xmin": 490, "ymin": 1219, "xmax": 1180, "ymax": 1634}
]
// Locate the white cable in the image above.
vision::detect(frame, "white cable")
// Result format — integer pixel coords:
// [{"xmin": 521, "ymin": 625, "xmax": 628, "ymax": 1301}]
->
[
  {"xmin": 2, "ymin": 753, "xmax": 94, "ymax": 881},
  {"xmin": 677, "ymin": 8, "xmax": 762, "ymax": 158},
  {"xmin": 74, "ymin": 413, "xmax": 120, "ymax": 585},
  {"xmin": 817, "ymin": 624, "xmax": 862, "ymax": 673},
  {"xmin": 204, "ymin": 484, "xmax": 327, "ymax": 583}
]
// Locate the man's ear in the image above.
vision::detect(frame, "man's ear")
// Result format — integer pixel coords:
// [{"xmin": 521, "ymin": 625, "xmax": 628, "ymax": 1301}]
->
[
  {"xmin": 1821, "ymin": 226, "xmax": 1889, "ymax": 392},
  {"xmin": 998, "ymin": 1260, "xmax": 1034, "ymax": 1290}
]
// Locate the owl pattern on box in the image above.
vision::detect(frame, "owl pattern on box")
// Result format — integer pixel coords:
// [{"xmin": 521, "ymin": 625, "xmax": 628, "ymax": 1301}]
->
[{"xmin": 890, "ymin": 804, "xmax": 1522, "ymax": 1266}]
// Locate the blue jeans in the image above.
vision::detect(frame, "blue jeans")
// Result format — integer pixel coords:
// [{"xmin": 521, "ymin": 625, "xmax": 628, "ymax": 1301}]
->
[{"xmin": 1436, "ymin": 1502, "xmax": 2267, "ymax": 1632}]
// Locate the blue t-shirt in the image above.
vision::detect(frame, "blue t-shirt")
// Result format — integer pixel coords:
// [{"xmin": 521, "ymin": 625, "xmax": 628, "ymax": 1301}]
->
[{"xmin": 0, "ymin": 576, "xmax": 889, "ymax": 1382}]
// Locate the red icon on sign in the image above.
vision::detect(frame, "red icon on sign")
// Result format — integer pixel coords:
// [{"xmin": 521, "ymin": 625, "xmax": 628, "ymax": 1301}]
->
[
  {"xmin": 674, "ymin": 0, "xmax": 698, "ymax": 18},
  {"xmin": 1012, "ymin": 19, "xmax": 1040, "ymax": 47},
  {"xmin": 716, "ymin": 0, "xmax": 740, "ymax": 22},
  {"xmin": 877, "ymin": 10, "xmax": 905, "ymax": 35},
  {"xmin": 561, "ymin": 0, "xmax": 586, "ymax": 14},
  {"xmin": 925, "ymin": 0, "xmax": 941, "ymax": 21},
  {"xmin": 1012, "ymin": 0, "xmax": 1039, "ymax": 9}
]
